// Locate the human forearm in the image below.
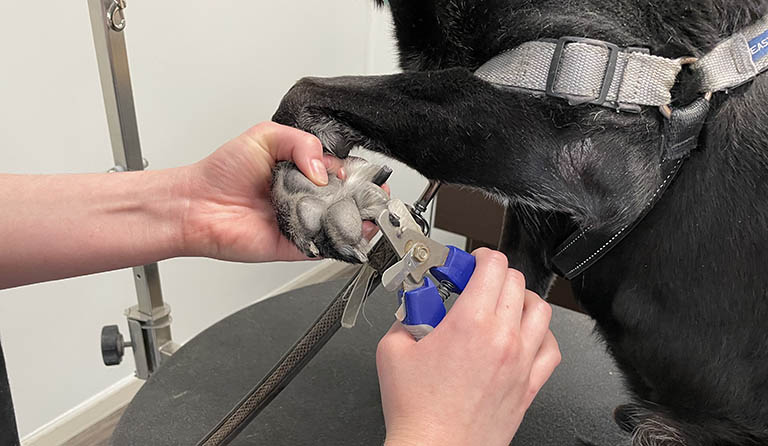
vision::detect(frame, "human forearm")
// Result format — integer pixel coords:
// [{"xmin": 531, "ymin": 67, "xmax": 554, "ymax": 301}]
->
[
  {"xmin": 0, "ymin": 123, "xmax": 353, "ymax": 289},
  {"xmin": 0, "ymin": 168, "xmax": 190, "ymax": 289}
]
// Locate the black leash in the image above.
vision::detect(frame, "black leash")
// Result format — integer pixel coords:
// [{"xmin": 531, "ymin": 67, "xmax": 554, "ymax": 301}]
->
[{"xmin": 196, "ymin": 238, "xmax": 397, "ymax": 446}]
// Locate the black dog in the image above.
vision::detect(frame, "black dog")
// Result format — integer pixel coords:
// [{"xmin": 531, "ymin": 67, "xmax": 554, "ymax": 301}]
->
[{"xmin": 271, "ymin": 1, "xmax": 768, "ymax": 445}]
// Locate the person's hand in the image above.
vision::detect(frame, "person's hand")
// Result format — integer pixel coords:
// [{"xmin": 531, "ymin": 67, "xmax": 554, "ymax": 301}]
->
[
  {"xmin": 179, "ymin": 122, "xmax": 377, "ymax": 262},
  {"xmin": 376, "ymin": 248, "xmax": 561, "ymax": 446}
]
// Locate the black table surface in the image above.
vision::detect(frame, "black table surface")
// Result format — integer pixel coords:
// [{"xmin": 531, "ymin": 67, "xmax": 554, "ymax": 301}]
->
[{"xmin": 112, "ymin": 280, "xmax": 630, "ymax": 446}]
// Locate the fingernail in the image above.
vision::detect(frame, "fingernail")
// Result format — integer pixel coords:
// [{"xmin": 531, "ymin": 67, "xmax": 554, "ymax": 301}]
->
[{"xmin": 310, "ymin": 159, "xmax": 328, "ymax": 185}]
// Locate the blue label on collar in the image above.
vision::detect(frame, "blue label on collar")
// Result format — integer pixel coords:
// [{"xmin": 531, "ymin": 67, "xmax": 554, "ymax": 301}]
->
[{"xmin": 748, "ymin": 29, "xmax": 768, "ymax": 62}]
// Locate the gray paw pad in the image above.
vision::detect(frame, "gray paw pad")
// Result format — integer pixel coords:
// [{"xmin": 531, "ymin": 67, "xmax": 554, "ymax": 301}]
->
[{"xmin": 271, "ymin": 157, "xmax": 390, "ymax": 263}]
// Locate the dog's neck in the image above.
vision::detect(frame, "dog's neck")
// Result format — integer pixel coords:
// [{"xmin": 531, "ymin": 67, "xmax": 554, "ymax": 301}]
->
[
  {"xmin": 496, "ymin": 2, "xmax": 768, "ymax": 295},
  {"xmin": 568, "ymin": 73, "xmax": 768, "ymax": 343}
]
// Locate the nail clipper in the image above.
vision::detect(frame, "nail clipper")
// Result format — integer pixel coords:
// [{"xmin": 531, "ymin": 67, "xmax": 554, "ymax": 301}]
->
[{"xmin": 341, "ymin": 179, "xmax": 476, "ymax": 340}]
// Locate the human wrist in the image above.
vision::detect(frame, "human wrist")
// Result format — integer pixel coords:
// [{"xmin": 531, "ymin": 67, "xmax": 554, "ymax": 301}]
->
[
  {"xmin": 167, "ymin": 163, "xmax": 206, "ymax": 258},
  {"xmin": 123, "ymin": 166, "xmax": 197, "ymax": 260}
]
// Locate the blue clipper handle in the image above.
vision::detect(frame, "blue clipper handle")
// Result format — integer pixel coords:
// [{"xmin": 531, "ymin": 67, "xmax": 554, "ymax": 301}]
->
[
  {"xmin": 400, "ymin": 247, "xmax": 476, "ymax": 340},
  {"xmin": 431, "ymin": 246, "xmax": 476, "ymax": 292},
  {"xmin": 401, "ymin": 278, "xmax": 446, "ymax": 340}
]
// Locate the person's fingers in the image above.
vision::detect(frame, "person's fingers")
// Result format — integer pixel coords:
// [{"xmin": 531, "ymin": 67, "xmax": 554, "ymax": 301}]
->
[
  {"xmin": 519, "ymin": 290, "xmax": 553, "ymax": 357},
  {"xmin": 494, "ymin": 268, "xmax": 527, "ymax": 331},
  {"xmin": 527, "ymin": 330, "xmax": 561, "ymax": 394},
  {"xmin": 449, "ymin": 248, "xmax": 509, "ymax": 317},
  {"xmin": 376, "ymin": 322, "xmax": 417, "ymax": 367},
  {"xmin": 254, "ymin": 122, "xmax": 329, "ymax": 186}
]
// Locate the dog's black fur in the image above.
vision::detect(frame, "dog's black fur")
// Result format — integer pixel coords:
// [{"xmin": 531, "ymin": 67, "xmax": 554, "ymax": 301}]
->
[{"xmin": 272, "ymin": 1, "xmax": 768, "ymax": 444}]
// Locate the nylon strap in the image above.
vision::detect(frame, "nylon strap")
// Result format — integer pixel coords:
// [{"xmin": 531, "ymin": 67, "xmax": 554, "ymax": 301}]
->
[
  {"xmin": 550, "ymin": 158, "xmax": 685, "ymax": 280},
  {"xmin": 695, "ymin": 15, "xmax": 768, "ymax": 92},
  {"xmin": 475, "ymin": 14, "xmax": 768, "ymax": 111},
  {"xmin": 475, "ymin": 38, "xmax": 683, "ymax": 110}
]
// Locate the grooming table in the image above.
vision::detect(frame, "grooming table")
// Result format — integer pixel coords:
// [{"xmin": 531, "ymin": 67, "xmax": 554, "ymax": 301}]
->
[{"xmin": 111, "ymin": 280, "xmax": 630, "ymax": 445}]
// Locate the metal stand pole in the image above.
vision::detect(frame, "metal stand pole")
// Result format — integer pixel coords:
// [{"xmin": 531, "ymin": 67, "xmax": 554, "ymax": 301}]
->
[{"xmin": 88, "ymin": 0, "xmax": 178, "ymax": 379}]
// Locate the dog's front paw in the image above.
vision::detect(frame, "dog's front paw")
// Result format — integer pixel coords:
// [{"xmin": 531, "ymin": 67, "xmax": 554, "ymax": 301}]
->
[{"xmin": 271, "ymin": 157, "xmax": 390, "ymax": 263}]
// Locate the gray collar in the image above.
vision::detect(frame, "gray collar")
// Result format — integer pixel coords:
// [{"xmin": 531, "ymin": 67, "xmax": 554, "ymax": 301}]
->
[{"xmin": 475, "ymin": 14, "xmax": 768, "ymax": 112}]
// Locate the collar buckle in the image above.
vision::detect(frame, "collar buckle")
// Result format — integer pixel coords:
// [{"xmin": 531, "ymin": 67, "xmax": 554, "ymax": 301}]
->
[{"xmin": 545, "ymin": 37, "xmax": 620, "ymax": 107}]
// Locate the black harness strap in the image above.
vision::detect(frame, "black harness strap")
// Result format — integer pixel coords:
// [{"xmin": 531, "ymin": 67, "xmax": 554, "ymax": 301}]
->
[
  {"xmin": 551, "ymin": 158, "xmax": 684, "ymax": 279},
  {"xmin": 551, "ymin": 97, "xmax": 711, "ymax": 280}
]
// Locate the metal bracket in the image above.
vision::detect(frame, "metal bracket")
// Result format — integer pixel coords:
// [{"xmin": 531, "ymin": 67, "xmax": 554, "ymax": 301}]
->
[
  {"xmin": 107, "ymin": 0, "xmax": 127, "ymax": 32},
  {"xmin": 88, "ymin": 0, "xmax": 176, "ymax": 379}
]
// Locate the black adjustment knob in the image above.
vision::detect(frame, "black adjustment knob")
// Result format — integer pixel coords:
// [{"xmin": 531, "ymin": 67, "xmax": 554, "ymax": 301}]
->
[{"xmin": 101, "ymin": 325, "xmax": 125, "ymax": 366}]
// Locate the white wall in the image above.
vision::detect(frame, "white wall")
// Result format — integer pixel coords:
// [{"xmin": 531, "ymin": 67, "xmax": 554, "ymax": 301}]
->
[{"xmin": 0, "ymin": 1, "xmax": 463, "ymax": 438}]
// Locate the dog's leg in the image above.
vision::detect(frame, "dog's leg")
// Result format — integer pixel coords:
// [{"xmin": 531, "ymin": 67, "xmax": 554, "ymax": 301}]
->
[
  {"xmin": 271, "ymin": 68, "xmax": 660, "ymax": 296},
  {"xmin": 273, "ymin": 68, "xmax": 558, "ymax": 198},
  {"xmin": 272, "ymin": 67, "xmax": 659, "ymax": 234},
  {"xmin": 272, "ymin": 68, "xmax": 577, "ymax": 294}
]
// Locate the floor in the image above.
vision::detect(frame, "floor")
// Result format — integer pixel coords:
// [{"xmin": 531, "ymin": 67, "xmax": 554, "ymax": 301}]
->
[{"xmin": 66, "ymin": 406, "xmax": 125, "ymax": 446}]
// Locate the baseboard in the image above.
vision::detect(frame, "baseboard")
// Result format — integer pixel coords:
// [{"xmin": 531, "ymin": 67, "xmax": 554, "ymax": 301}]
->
[{"xmin": 21, "ymin": 375, "xmax": 143, "ymax": 446}]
